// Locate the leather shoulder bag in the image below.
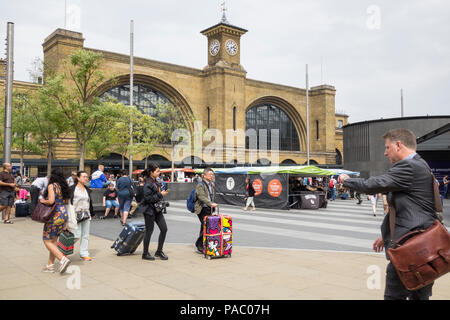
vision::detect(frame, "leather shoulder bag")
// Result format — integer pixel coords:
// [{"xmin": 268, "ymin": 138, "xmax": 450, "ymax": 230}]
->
[
  {"xmin": 387, "ymin": 171, "xmax": 450, "ymax": 291},
  {"xmin": 32, "ymin": 201, "xmax": 57, "ymax": 224}
]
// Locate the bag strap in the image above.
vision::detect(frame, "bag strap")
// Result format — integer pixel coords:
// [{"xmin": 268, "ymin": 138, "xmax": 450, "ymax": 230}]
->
[{"xmin": 389, "ymin": 158, "xmax": 443, "ymax": 248}]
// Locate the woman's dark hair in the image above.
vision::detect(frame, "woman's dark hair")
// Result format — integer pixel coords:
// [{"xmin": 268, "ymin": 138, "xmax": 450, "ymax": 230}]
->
[
  {"xmin": 120, "ymin": 169, "xmax": 128, "ymax": 176},
  {"xmin": 73, "ymin": 170, "xmax": 88, "ymax": 186},
  {"xmin": 148, "ymin": 162, "xmax": 160, "ymax": 173},
  {"xmin": 142, "ymin": 162, "xmax": 160, "ymax": 179},
  {"xmin": 44, "ymin": 168, "xmax": 71, "ymax": 200}
]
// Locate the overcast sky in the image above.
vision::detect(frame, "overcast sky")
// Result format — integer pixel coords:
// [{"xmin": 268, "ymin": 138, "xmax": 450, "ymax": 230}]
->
[{"xmin": 1, "ymin": 0, "xmax": 449, "ymax": 123}]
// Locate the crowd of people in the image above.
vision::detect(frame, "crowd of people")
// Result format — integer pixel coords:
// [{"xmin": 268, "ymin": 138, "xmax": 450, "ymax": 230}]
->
[{"xmin": 0, "ymin": 127, "xmax": 448, "ymax": 301}]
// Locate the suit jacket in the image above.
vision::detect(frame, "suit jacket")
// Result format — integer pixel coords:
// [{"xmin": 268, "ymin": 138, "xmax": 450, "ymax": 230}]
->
[
  {"xmin": 194, "ymin": 179, "xmax": 215, "ymax": 215},
  {"xmin": 343, "ymin": 154, "xmax": 438, "ymax": 253}
]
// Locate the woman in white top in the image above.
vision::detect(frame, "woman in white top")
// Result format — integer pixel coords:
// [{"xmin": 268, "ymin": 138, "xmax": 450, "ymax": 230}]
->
[{"xmin": 69, "ymin": 171, "xmax": 94, "ymax": 261}]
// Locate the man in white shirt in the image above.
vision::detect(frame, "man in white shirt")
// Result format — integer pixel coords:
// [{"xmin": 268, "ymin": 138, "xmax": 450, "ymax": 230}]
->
[{"xmin": 30, "ymin": 176, "xmax": 49, "ymax": 213}]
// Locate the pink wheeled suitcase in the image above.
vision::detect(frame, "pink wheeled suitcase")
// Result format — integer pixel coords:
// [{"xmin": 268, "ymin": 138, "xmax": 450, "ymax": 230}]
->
[{"xmin": 203, "ymin": 213, "xmax": 232, "ymax": 259}]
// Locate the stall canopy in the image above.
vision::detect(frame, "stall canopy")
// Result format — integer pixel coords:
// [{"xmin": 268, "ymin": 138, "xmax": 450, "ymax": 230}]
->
[
  {"xmin": 203, "ymin": 165, "xmax": 336, "ymax": 210},
  {"xmin": 195, "ymin": 165, "xmax": 336, "ymax": 176},
  {"xmin": 325, "ymin": 168, "xmax": 360, "ymax": 176}
]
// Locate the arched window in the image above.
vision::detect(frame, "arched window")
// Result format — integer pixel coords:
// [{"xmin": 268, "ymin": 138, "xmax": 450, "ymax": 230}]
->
[
  {"xmin": 336, "ymin": 149, "xmax": 342, "ymax": 165},
  {"xmin": 100, "ymin": 84, "xmax": 173, "ymax": 116},
  {"xmin": 246, "ymin": 104, "xmax": 300, "ymax": 151}
]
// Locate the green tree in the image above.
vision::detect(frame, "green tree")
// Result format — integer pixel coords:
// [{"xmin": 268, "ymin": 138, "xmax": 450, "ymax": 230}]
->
[
  {"xmin": 31, "ymin": 88, "xmax": 68, "ymax": 176},
  {"xmin": 41, "ymin": 49, "xmax": 119, "ymax": 170},
  {"xmin": 153, "ymin": 102, "xmax": 195, "ymax": 181},
  {"xmin": 11, "ymin": 91, "xmax": 42, "ymax": 175}
]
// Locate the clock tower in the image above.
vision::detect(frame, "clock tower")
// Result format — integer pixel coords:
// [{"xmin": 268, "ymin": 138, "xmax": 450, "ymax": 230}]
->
[{"xmin": 201, "ymin": 8, "xmax": 247, "ymax": 71}]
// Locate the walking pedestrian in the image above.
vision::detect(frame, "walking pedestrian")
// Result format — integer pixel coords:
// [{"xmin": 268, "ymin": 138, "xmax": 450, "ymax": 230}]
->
[
  {"xmin": 70, "ymin": 171, "xmax": 94, "ymax": 261},
  {"xmin": 0, "ymin": 163, "xmax": 17, "ymax": 224},
  {"xmin": 66, "ymin": 171, "xmax": 77, "ymax": 187},
  {"xmin": 339, "ymin": 128, "xmax": 441, "ymax": 300},
  {"xmin": 116, "ymin": 169, "xmax": 133, "ymax": 226},
  {"xmin": 140, "ymin": 163, "xmax": 170, "ymax": 261},
  {"xmin": 101, "ymin": 183, "xmax": 120, "ymax": 219},
  {"xmin": 194, "ymin": 168, "xmax": 218, "ymax": 254},
  {"xmin": 443, "ymin": 175, "xmax": 449, "ymax": 199},
  {"xmin": 243, "ymin": 177, "xmax": 256, "ymax": 211},
  {"xmin": 329, "ymin": 176, "xmax": 337, "ymax": 201},
  {"xmin": 369, "ymin": 193, "xmax": 382, "ymax": 216},
  {"xmin": 30, "ymin": 176, "xmax": 49, "ymax": 215},
  {"xmin": 40, "ymin": 168, "xmax": 72, "ymax": 274}
]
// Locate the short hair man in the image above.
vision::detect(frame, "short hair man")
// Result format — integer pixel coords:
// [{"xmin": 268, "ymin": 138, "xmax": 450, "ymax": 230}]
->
[
  {"xmin": 0, "ymin": 163, "xmax": 17, "ymax": 224},
  {"xmin": 339, "ymin": 128, "xmax": 440, "ymax": 300},
  {"xmin": 90, "ymin": 165, "xmax": 107, "ymax": 189},
  {"xmin": 194, "ymin": 168, "xmax": 218, "ymax": 253}
]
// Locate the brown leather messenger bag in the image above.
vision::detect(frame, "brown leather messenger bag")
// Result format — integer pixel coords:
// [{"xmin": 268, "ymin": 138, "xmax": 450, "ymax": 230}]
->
[{"xmin": 387, "ymin": 171, "xmax": 450, "ymax": 291}]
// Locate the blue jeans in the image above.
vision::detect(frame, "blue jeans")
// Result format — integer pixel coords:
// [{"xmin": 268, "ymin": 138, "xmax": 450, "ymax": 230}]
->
[
  {"xmin": 118, "ymin": 197, "xmax": 132, "ymax": 213},
  {"xmin": 105, "ymin": 200, "xmax": 120, "ymax": 208},
  {"xmin": 444, "ymin": 184, "xmax": 449, "ymax": 199},
  {"xmin": 331, "ymin": 188, "xmax": 336, "ymax": 201},
  {"xmin": 73, "ymin": 218, "xmax": 90, "ymax": 258}
]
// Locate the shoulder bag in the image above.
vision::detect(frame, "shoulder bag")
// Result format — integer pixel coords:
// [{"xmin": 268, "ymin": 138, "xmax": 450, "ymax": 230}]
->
[
  {"xmin": 32, "ymin": 201, "xmax": 57, "ymax": 224},
  {"xmin": 387, "ymin": 170, "xmax": 450, "ymax": 291}
]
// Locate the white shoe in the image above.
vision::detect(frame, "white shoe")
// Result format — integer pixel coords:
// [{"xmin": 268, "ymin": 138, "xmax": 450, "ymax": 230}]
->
[
  {"xmin": 42, "ymin": 264, "xmax": 55, "ymax": 273},
  {"xmin": 58, "ymin": 256, "xmax": 71, "ymax": 274}
]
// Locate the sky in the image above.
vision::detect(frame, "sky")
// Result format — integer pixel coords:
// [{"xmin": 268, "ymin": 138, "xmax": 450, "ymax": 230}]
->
[{"xmin": 1, "ymin": 0, "xmax": 449, "ymax": 123}]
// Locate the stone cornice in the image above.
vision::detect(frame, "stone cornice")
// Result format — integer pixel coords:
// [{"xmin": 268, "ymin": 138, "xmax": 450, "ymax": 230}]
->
[
  {"xmin": 85, "ymin": 47, "xmax": 204, "ymax": 78},
  {"xmin": 200, "ymin": 23, "xmax": 248, "ymax": 37}
]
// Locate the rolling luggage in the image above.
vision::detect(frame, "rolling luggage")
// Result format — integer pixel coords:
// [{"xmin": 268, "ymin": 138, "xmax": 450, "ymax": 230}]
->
[
  {"xmin": 111, "ymin": 221, "xmax": 146, "ymax": 256},
  {"xmin": 203, "ymin": 214, "xmax": 232, "ymax": 259},
  {"xmin": 15, "ymin": 201, "xmax": 30, "ymax": 217},
  {"xmin": 299, "ymin": 194, "xmax": 320, "ymax": 209}
]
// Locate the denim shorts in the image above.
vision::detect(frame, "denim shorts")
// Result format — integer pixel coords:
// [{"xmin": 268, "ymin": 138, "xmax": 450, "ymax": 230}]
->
[
  {"xmin": 118, "ymin": 197, "xmax": 132, "ymax": 213},
  {"xmin": 105, "ymin": 200, "xmax": 120, "ymax": 209}
]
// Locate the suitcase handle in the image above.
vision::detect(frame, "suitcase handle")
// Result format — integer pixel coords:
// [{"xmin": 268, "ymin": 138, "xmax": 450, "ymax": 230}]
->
[{"xmin": 211, "ymin": 205, "xmax": 219, "ymax": 215}]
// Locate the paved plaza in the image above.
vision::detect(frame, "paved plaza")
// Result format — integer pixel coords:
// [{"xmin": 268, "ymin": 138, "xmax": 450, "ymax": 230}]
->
[{"xmin": 0, "ymin": 199, "xmax": 449, "ymax": 300}]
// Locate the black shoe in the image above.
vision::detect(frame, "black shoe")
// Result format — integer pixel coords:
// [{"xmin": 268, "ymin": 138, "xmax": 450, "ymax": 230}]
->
[
  {"xmin": 142, "ymin": 253, "xmax": 155, "ymax": 260},
  {"xmin": 196, "ymin": 246, "xmax": 203, "ymax": 254},
  {"xmin": 155, "ymin": 251, "xmax": 168, "ymax": 260}
]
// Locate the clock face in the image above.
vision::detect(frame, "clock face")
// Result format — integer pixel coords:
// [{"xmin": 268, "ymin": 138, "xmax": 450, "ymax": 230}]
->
[
  {"xmin": 209, "ymin": 40, "xmax": 220, "ymax": 56},
  {"xmin": 226, "ymin": 39, "xmax": 238, "ymax": 56}
]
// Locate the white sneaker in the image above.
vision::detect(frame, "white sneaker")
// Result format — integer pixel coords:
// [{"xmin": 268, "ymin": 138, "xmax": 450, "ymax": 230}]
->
[{"xmin": 58, "ymin": 256, "xmax": 71, "ymax": 274}]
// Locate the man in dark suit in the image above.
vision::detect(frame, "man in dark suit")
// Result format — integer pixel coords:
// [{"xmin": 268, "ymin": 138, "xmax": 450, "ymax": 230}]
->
[{"xmin": 339, "ymin": 128, "xmax": 439, "ymax": 300}]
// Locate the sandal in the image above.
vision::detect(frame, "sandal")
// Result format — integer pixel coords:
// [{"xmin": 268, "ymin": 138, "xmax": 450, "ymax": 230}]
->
[
  {"xmin": 3, "ymin": 220, "xmax": 13, "ymax": 224},
  {"xmin": 42, "ymin": 264, "xmax": 55, "ymax": 273}
]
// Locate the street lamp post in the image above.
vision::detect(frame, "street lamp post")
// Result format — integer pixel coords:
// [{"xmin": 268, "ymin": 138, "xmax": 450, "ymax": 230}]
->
[
  {"xmin": 129, "ymin": 20, "xmax": 134, "ymax": 177},
  {"xmin": 4, "ymin": 22, "xmax": 14, "ymax": 164}
]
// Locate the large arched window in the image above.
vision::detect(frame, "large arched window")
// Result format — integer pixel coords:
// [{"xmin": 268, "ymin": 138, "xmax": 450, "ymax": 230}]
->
[
  {"xmin": 246, "ymin": 104, "xmax": 300, "ymax": 151},
  {"xmin": 100, "ymin": 84, "xmax": 173, "ymax": 116}
]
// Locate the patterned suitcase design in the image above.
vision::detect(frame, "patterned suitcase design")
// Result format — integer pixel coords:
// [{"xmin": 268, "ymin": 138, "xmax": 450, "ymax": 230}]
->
[
  {"xmin": 203, "ymin": 215, "xmax": 232, "ymax": 259},
  {"xmin": 111, "ymin": 221, "xmax": 146, "ymax": 256}
]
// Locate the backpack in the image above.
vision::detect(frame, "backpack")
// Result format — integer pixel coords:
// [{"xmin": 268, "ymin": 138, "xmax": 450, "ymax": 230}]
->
[
  {"xmin": 329, "ymin": 180, "xmax": 334, "ymax": 188},
  {"xmin": 187, "ymin": 182, "xmax": 203, "ymax": 213}
]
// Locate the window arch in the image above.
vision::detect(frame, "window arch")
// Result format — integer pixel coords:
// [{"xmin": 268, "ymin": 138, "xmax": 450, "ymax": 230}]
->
[
  {"xmin": 100, "ymin": 83, "xmax": 173, "ymax": 116},
  {"xmin": 246, "ymin": 104, "xmax": 300, "ymax": 151}
]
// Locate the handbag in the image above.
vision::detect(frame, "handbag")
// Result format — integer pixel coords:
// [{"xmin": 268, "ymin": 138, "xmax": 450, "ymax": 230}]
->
[
  {"xmin": 387, "ymin": 170, "xmax": 450, "ymax": 291},
  {"xmin": 76, "ymin": 210, "xmax": 90, "ymax": 223},
  {"xmin": 57, "ymin": 230, "xmax": 75, "ymax": 256},
  {"xmin": 31, "ymin": 201, "xmax": 57, "ymax": 224}
]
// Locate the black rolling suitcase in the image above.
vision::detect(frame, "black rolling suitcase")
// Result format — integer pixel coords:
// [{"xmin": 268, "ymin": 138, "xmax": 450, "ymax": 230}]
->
[
  {"xmin": 15, "ymin": 202, "xmax": 30, "ymax": 217},
  {"xmin": 111, "ymin": 221, "xmax": 146, "ymax": 256}
]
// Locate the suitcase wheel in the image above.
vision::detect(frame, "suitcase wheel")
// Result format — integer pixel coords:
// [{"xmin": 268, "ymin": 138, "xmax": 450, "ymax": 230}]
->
[{"xmin": 206, "ymin": 256, "xmax": 211, "ymax": 260}]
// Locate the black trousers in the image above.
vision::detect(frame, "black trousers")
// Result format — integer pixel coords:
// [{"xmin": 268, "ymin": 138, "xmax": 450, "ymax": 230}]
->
[
  {"xmin": 142, "ymin": 211, "xmax": 168, "ymax": 254},
  {"xmin": 30, "ymin": 186, "xmax": 40, "ymax": 214},
  {"xmin": 195, "ymin": 207, "xmax": 212, "ymax": 250},
  {"xmin": 384, "ymin": 262, "xmax": 433, "ymax": 300}
]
